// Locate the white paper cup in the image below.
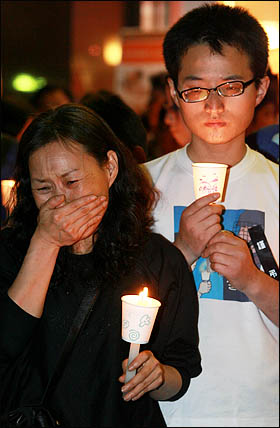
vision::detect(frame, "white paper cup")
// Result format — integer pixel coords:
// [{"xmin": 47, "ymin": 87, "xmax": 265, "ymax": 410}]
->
[
  {"xmin": 121, "ymin": 295, "xmax": 161, "ymax": 344},
  {"xmin": 192, "ymin": 163, "xmax": 227, "ymax": 202}
]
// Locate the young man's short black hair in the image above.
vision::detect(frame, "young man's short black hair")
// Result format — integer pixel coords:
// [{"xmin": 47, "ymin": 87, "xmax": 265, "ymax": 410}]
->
[{"xmin": 163, "ymin": 3, "xmax": 269, "ymax": 86}]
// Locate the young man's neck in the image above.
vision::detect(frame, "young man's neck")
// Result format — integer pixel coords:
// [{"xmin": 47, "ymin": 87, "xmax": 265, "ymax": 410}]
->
[{"xmin": 186, "ymin": 139, "xmax": 247, "ymax": 167}]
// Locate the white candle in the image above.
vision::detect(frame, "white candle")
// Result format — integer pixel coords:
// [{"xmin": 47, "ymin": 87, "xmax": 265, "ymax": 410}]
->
[
  {"xmin": 125, "ymin": 343, "xmax": 141, "ymax": 383},
  {"xmin": 121, "ymin": 287, "xmax": 161, "ymax": 384}
]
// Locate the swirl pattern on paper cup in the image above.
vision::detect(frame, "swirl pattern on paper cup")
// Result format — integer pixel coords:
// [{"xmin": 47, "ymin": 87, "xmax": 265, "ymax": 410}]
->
[
  {"xmin": 129, "ymin": 329, "xmax": 140, "ymax": 342},
  {"xmin": 121, "ymin": 294, "xmax": 161, "ymax": 343}
]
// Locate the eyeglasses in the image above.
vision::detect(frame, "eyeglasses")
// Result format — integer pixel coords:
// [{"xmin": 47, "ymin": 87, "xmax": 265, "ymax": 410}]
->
[{"xmin": 175, "ymin": 78, "xmax": 256, "ymax": 103}]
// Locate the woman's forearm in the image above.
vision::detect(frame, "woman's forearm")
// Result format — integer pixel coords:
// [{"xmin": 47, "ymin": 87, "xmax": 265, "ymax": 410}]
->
[
  {"xmin": 8, "ymin": 231, "xmax": 59, "ymax": 318},
  {"xmin": 149, "ymin": 365, "xmax": 183, "ymax": 401}
]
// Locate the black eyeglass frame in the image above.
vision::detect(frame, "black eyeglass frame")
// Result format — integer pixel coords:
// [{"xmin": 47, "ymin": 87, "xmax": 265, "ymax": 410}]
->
[{"xmin": 175, "ymin": 78, "xmax": 257, "ymax": 103}]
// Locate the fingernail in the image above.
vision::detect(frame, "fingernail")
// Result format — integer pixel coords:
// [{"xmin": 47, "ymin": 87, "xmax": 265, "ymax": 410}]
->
[{"xmin": 123, "ymin": 393, "xmax": 131, "ymax": 401}]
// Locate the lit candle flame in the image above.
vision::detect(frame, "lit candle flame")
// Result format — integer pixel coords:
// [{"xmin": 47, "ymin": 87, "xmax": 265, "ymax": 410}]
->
[{"xmin": 139, "ymin": 287, "xmax": 148, "ymax": 303}]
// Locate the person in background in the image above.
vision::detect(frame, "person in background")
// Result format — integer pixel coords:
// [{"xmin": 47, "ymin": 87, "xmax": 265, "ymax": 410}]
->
[
  {"xmin": 30, "ymin": 84, "xmax": 73, "ymax": 114},
  {"xmin": 80, "ymin": 90, "xmax": 147, "ymax": 163},
  {"xmin": 246, "ymin": 68, "xmax": 279, "ymax": 136},
  {"xmin": 2, "ymin": 99, "xmax": 31, "ymax": 138},
  {"xmin": 245, "ymin": 69, "xmax": 279, "ymax": 163},
  {"xmin": 0, "ymin": 104, "xmax": 201, "ymax": 427},
  {"xmin": 143, "ymin": 4, "xmax": 279, "ymax": 427},
  {"xmin": 142, "ymin": 72, "xmax": 181, "ymax": 161},
  {"xmin": 1, "ymin": 100, "xmax": 31, "ymax": 224},
  {"xmin": 141, "ymin": 72, "xmax": 167, "ymax": 144},
  {"xmin": 16, "ymin": 84, "xmax": 73, "ymax": 141},
  {"xmin": 246, "ymin": 123, "xmax": 279, "ymax": 163},
  {"xmin": 163, "ymin": 77, "xmax": 192, "ymax": 147}
]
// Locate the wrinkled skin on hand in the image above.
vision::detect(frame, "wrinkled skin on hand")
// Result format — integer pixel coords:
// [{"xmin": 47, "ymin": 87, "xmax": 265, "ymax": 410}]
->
[
  {"xmin": 35, "ymin": 193, "xmax": 108, "ymax": 250},
  {"xmin": 119, "ymin": 350, "xmax": 164, "ymax": 401}
]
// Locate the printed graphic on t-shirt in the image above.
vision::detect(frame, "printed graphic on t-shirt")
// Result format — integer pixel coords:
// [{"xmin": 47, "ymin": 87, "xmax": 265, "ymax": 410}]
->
[{"xmin": 174, "ymin": 207, "xmax": 266, "ymax": 302}]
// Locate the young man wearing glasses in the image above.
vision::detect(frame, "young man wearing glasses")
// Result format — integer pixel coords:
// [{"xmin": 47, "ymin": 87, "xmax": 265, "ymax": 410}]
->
[{"xmin": 144, "ymin": 4, "xmax": 279, "ymax": 427}]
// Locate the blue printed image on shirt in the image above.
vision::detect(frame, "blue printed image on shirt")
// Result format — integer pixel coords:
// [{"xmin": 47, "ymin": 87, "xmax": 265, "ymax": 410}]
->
[{"xmin": 174, "ymin": 206, "xmax": 265, "ymax": 302}]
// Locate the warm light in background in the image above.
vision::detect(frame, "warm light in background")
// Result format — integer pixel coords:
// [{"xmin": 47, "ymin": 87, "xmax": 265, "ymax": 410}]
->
[
  {"xmin": 12, "ymin": 73, "xmax": 47, "ymax": 92},
  {"xmin": 268, "ymin": 49, "xmax": 279, "ymax": 75},
  {"xmin": 261, "ymin": 21, "xmax": 279, "ymax": 74},
  {"xmin": 262, "ymin": 21, "xmax": 279, "ymax": 50},
  {"xmin": 223, "ymin": 1, "xmax": 236, "ymax": 6},
  {"xmin": 88, "ymin": 44, "xmax": 101, "ymax": 57},
  {"xmin": 103, "ymin": 37, "xmax": 122, "ymax": 66},
  {"xmin": 221, "ymin": 3, "xmax": 279, "ymax": 74}
]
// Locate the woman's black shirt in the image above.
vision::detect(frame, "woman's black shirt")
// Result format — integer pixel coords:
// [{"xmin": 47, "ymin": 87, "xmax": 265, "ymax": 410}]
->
[{"xmin": 0, "ymin": 229, "xmax": 201, "ymax": 427}]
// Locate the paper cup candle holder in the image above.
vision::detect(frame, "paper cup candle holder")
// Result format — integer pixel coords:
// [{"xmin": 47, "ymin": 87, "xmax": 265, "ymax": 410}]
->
[
  {"xmin": 121, "ymin": 287, "xmax": 161, "ymax": 383},
  {"xmin": 192, "ymin": 162, "xmax": 228, "ymax": 202}
]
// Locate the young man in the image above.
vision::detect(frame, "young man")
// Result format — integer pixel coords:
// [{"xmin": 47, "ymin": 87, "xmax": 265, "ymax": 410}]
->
[{"xmin": 144, "ymin": 4, "xmax": 279, "ymax": 427}]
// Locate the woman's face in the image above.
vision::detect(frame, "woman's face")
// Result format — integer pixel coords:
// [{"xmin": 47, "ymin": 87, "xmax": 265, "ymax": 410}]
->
[{"xmin": 29, "ymin": 140, "xmax": 118, "ymax": 210}]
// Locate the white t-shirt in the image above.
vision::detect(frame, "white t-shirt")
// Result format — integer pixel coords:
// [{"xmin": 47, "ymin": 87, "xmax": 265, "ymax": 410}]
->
[{"xmin": 144, "ymin": 145, "xmax": 279, "ymax": 427}]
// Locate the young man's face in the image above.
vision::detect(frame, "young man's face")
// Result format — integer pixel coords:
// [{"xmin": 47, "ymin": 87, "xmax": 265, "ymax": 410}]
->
[{"xmin": 169, "ymin": 44, "xmax": 269, "ymax": 147}]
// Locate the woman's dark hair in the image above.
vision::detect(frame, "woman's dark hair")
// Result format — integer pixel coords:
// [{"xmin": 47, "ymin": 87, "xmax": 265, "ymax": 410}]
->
[
  {"xmin": 7, "ymin": 104, "xmax": 157, "ymax": 285},
  {"xmin": 163, "ymin": 3, "xmax": 269, "ymax": 87}
]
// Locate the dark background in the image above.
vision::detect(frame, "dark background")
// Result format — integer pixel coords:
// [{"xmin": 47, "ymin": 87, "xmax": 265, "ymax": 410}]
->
[{"xmin": 2, "ymin": 1, "xmax": 71, "ymax": 100}]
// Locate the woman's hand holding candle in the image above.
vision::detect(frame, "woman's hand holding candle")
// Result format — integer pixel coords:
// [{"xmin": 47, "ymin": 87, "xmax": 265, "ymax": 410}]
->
[
  {"xmin": 121, "ymin": 287, "xmax": 161, "ymax": 383},
  {"xmin": 119, "ymin": 350, "xmax": 164, "ymax": 401},
  {"xmin": 119, "ymin": 350, "xmax": 183, "ymax": 401},
  {"xmin": 120, "ymin": 287, "xmax": 182, "ymax": 401}
]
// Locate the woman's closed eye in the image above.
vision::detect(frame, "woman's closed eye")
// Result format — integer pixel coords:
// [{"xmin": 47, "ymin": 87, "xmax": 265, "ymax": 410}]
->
[
  {"xmin": 66, "ymin": 179, "xmax": 79, "ymax": 186},
  {"xmin": 33, "ymin": 178, "xmax": 81, "ymax": 193},
  {"xmin": 37, "ymin": 186, "xmax": 51, "ymax": 192}
]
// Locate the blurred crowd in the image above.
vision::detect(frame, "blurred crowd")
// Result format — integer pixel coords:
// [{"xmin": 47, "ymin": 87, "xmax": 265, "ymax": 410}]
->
[{"xmin": 1, "ymin": 68, "xmax": 279, "ymax": 224}]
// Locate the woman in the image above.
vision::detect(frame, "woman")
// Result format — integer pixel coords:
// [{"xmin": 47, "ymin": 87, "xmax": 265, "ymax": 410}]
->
[{"xmin": 0, "ymin": 104, "xmax": 201, "ymax": 427}]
